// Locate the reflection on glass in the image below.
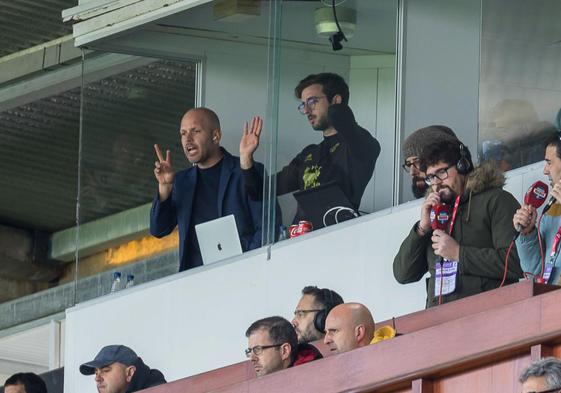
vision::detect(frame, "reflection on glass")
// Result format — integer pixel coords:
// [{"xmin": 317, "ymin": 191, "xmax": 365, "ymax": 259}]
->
[
  {"xmin": 80, "ymin": 59, "xmax": 197, "ymax": 220},
  {"xmin": 479, "ymin": 0, "xmax": 561, "ymax": 171},
  {"xmin": 76, "ymin": 56, "xmax": 197, "ymax": 302},
  {"xmin": 271, "ymin": 0, "xmax": 398, "ymax": 234}
]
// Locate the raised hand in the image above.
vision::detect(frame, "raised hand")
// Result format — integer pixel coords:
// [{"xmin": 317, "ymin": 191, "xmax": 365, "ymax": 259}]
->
[
  {"xmin": 153, "ymin": 144, "xmax": 174, "ymax": 201},
  {"xmin": 418, "ymin": 192, "xmax": 441, "ymax": 235},
  {"xmin": 239, "ymin": 116, "xmax": 263, "ymax": 169}
]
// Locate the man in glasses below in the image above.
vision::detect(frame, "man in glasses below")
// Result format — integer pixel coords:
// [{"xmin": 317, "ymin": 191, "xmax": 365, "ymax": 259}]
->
[
  {"xmin": 520, "ymin": 357, "xmax": 561, "ymax": 393},
  {"xmin": 245, "ymin": 316, "xmax": 323, "ymax": 377},
  {"xmin": 393, "ymin": 138, "xmax": 522, "ymax": 308},
  {"xmin": 291, "ymin": 286, "xmax": 344, "ymax": 344},
  {"xmin": 401, "ymin": 125, "xmax": 458, "ymax": 199},
  {"xmin": 240, "ymin": 72, "xmax": 381, "ymax": 223}
]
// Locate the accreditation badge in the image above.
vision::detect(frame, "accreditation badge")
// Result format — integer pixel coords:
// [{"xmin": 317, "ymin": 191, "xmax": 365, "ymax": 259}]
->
[{"xmin": 434, "ymin": 259, "xmax": 458, "ymax": 296}]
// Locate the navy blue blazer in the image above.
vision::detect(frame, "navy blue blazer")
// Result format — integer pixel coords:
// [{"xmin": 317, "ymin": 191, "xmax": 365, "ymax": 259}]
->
[{"xmin": 150, "ymin": 149, "xmax": 267, "ymax": 272}]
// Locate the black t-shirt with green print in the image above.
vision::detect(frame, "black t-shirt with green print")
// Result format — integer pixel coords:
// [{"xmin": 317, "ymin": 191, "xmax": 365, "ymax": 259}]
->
[{"xmin": 242, "ymin": 104, "xmax": 381, "ymax": 223}]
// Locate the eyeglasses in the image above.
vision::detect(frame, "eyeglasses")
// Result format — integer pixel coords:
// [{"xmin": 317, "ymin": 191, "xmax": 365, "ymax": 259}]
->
[
  {"xmin": 244, "ymin": 344, "xmax": 283, "ymax": 357},
  {"xmin": 402, "ymin": 158, "xmax": 421, "ymax": 173},
  {"xmin": 297, "ymin": 96, "xmax": 327, "ymax": 114},
  {"xmin": 293, "ymin": 309, "xmax": 324, "ymax": 318},
  {"xmin": 424, "ymin": 164, "xmax": 455, "ymax": 186}
]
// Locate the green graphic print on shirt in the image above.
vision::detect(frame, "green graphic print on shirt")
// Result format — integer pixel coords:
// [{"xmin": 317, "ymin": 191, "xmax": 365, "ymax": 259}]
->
[{"xmin": 303, "ymin": 165, "xmax": 321, "ymax": 189}]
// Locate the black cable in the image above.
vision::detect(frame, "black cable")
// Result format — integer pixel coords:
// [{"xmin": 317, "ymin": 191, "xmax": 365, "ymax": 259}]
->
[
  {"xmin": 329, "ymin": 0, "xmax": 347, "ymax": 51},
  {"xmin": 332, "ymin": 0, "xmax": 347, "ymax": 41}
]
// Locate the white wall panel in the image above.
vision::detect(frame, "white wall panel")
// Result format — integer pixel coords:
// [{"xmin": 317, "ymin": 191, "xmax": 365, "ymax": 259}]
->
[{"xmin": 64, "ymin": 160, "xmax": 547, "ymax": 392}]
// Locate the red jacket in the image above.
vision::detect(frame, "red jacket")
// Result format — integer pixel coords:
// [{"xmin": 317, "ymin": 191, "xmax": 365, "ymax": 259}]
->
[{"xmin": 292, "ymin": 343, "xmax": 323, "ymax": 367}]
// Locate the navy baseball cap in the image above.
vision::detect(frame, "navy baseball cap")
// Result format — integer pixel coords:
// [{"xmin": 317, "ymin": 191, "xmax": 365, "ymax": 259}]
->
[{"xmin": 79, "ymin": 345, "xmax": 138, "ymax": 375}]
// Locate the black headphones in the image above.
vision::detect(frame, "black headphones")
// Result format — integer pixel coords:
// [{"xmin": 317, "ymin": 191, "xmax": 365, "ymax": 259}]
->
[
  {"xmin": 313, "ymin": 288, "xmax": 341, "ymax": 333},
  {"xmin": 456, "ymin": 142, "xmax": 472, "ymax": 175}
]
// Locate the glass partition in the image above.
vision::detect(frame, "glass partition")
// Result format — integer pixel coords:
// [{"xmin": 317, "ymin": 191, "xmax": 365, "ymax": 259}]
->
[
  {"xmin": 72, "ymin": 0, "xmax": 399, "ymax": 299},
  {"xmin": 273, "ymin": 0, "xmax": 398, "ymax": 233},
  {"xmin": 0, "ymin": 85, "xmax": 81, "ymax": 313},
  {"xmin": 75, "ymin": 53, "xmax": 198, "ymax": 301},
  {"xmin": 74, "ymin": 0, "xmax": 278, "ymax": 300},
  {"xmin": 479, "ymin": 0, "xmax": 561, "ymax": 170}
]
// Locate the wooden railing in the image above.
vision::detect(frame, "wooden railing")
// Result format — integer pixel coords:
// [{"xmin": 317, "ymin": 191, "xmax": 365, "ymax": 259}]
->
[{"xmin": 142, "ymin": 281, "xmax": 561, "ymax": 392}]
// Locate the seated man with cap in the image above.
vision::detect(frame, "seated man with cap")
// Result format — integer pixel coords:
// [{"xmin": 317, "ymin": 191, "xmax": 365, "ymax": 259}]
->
[{"xmin": 79, "ymin": 345, "xmax": 166, "ymax": 393}]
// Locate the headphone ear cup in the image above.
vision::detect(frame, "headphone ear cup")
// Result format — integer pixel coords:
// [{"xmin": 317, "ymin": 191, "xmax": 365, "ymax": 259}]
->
[
  {"xmin": 456, "ymin": 143, "xmax": 471, "ymax": 175},
  {"xmin": 456, "ymin": 157, "xmax": 470, "ymax": 174},
  {"xmin": 314, "ymin": 310, "xmax": 326, "ymax": 333}
]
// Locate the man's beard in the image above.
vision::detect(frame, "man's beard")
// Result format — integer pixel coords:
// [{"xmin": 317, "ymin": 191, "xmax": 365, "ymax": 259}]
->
[
  {"xmin": 435, "ymin": 185, "xmax": 457, "ymax": 204},
  {"xmin": 311, "ymin": 114, "xmax": 330, "ymax": 131},
  {"xmin": 411, "ymin": 177, "xmax": 428, "ymax": 199},
  {"xmin": 299, "ymin": 329, "xmax": 322, "ymax": 344}
]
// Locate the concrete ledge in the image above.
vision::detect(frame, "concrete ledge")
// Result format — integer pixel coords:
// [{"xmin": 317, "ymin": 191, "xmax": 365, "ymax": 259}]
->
[
  {"xmin": 0, "ymin": 250, "xmax": 178, "ymax": 331},
  {"xmin": 50, "ymin": 203, "xmax": 152, "ymax": 262}
]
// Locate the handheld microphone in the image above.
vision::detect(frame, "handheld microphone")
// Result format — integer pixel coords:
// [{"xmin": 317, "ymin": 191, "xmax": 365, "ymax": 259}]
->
[
  {"xmin": 430, "ymin": 203, "xmax": 451, "ymax": 231},
  {"xmin": 431, "ymin": 203, "xmax": 452, "ymax": 305},
  {"xmin": 524, "ymin": 180, "xmax": 549, "ymax": 208},
  {"xmin": 515, "ymin": 181, "xmax": 549, "ymax": 232}
]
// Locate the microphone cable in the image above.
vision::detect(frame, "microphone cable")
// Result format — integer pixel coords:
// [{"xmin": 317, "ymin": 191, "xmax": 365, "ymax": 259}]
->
[{"xmin": 502, "ymin": 208, "xmax": 547, "ymax": 287}]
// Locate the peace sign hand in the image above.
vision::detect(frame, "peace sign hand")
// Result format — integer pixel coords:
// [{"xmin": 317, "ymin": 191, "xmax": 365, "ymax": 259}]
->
[{"xmin": 154, "ymin": 144, "xmax": 175, "ymax": 201}]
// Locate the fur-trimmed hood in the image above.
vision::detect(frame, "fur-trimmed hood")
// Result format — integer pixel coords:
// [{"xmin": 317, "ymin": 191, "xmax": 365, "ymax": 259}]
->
[
  {"xmin": 465, "ymin": 160, "xmax": 506, "ymax": 195},
  {"xmin": 462, "ymin": 161, "xmax": 506, "ymax": 223}
]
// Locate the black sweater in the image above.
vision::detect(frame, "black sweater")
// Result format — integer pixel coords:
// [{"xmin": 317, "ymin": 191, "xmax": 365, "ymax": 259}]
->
[{"xmin": 243, "ymin": 104, "xmax": 381, "ymax": 222}]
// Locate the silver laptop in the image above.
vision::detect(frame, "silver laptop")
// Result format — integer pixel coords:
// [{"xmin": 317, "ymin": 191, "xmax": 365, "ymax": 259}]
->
[{"xmin": 195, "ymin": 215, "xmax": 243, "ymax": 265}]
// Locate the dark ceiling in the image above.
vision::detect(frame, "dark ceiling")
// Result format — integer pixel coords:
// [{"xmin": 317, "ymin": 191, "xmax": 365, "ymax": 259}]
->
[
  {"xmin": 0, "ymin": 59, "xmax": 197, "ymax": 232},
  {"xmin": 0, "ymin": 0, "xmax": 76, "ymax": 57}
]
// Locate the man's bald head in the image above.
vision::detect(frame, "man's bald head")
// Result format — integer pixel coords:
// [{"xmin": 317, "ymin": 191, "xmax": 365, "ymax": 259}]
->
[
  {"xmin": 183, "ymin": 107, "xmax": 221, "ymax": 132},
  {"xmin": 323, "ymin": 303, "xmax": 375, "ymax": 355},
  {"xmin": 179, "ymin": 107, "xmax": 223, "ymax": 168}
]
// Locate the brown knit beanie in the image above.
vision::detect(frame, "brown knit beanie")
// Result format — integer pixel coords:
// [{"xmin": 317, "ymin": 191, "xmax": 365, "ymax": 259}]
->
[{"xmin": 402, "ymin": 125, "xmax": 458, "ymax": 159}]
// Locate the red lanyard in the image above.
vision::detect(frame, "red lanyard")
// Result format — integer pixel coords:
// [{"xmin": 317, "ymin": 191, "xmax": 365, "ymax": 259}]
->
[
  {"xmin": 551, "ymin": 227, "xmax": 561, "ymax": 257},
  {"xmin": 448, "ymin": 195, "xmax": 461, "ymax": 236}
]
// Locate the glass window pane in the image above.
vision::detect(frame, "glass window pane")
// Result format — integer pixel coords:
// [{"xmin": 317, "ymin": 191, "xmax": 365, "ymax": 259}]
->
[
  {"xmin": 76, "ymin": 54, "xmax": 198, "ymax": 302},
  {"xmin": 479, "ymin": 0, "xmax": 561, "ymax": 170},
  {"xmin": 273, "ymin": 0, "xmax": 398, "ymax": 233}
]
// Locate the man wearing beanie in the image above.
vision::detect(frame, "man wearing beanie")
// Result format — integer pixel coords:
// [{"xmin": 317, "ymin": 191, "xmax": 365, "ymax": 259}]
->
[
  {"xmin": 401, "ymin": 125, "xmax": 458, "ymax": 198},
  {"xmin": 394, "ymin": 138, "xmax": 522, "ymax": 307},
  {"xmin": 80, "ymin": 345, "xmax": 166, "ymax": 393}
]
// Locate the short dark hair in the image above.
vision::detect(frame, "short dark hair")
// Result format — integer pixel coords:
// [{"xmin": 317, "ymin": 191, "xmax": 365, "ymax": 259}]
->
[
  {"xmin": 420, "ymin": 139, "xmax": 473, "ymax": 173},
  {"xmin": 544, "ymin": 134, "xmax": 561, "ymax": 159},
  {"xmin": 5, "ymin": 372, "xmax": 48, "ymax": 393},
  {"xmin": 519, "ymin": 357, "xmax": 561, "ymax": 388},
  {"xmin": 245, "ymin": 316, "xmax": 298, "ymax": 363},
  {"xmin": 295, "ymin": 73, "xmax": 349, "ymax": 105},
  {"xmin": 301, "ymin": 286, "xmax": 344, "ymax": 310}
]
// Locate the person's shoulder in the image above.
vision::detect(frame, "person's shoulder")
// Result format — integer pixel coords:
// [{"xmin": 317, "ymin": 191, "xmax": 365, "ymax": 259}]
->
[
  {"xmin": 476, "ymin": 187, "xmax": 519, "ymax": 211},
  {"xmin": 298, "ymin": 143, "xmax": 320, "ymax": 156}
]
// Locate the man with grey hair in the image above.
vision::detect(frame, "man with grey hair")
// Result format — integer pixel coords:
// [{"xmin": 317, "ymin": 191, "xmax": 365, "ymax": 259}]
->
[
  {"xmin": 520, "ymin": 357, "xmax": 561, "ymax": 393},
  {"xmin": 401, "ymin": 125, "xmax": 458, "ymax": 198}
]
